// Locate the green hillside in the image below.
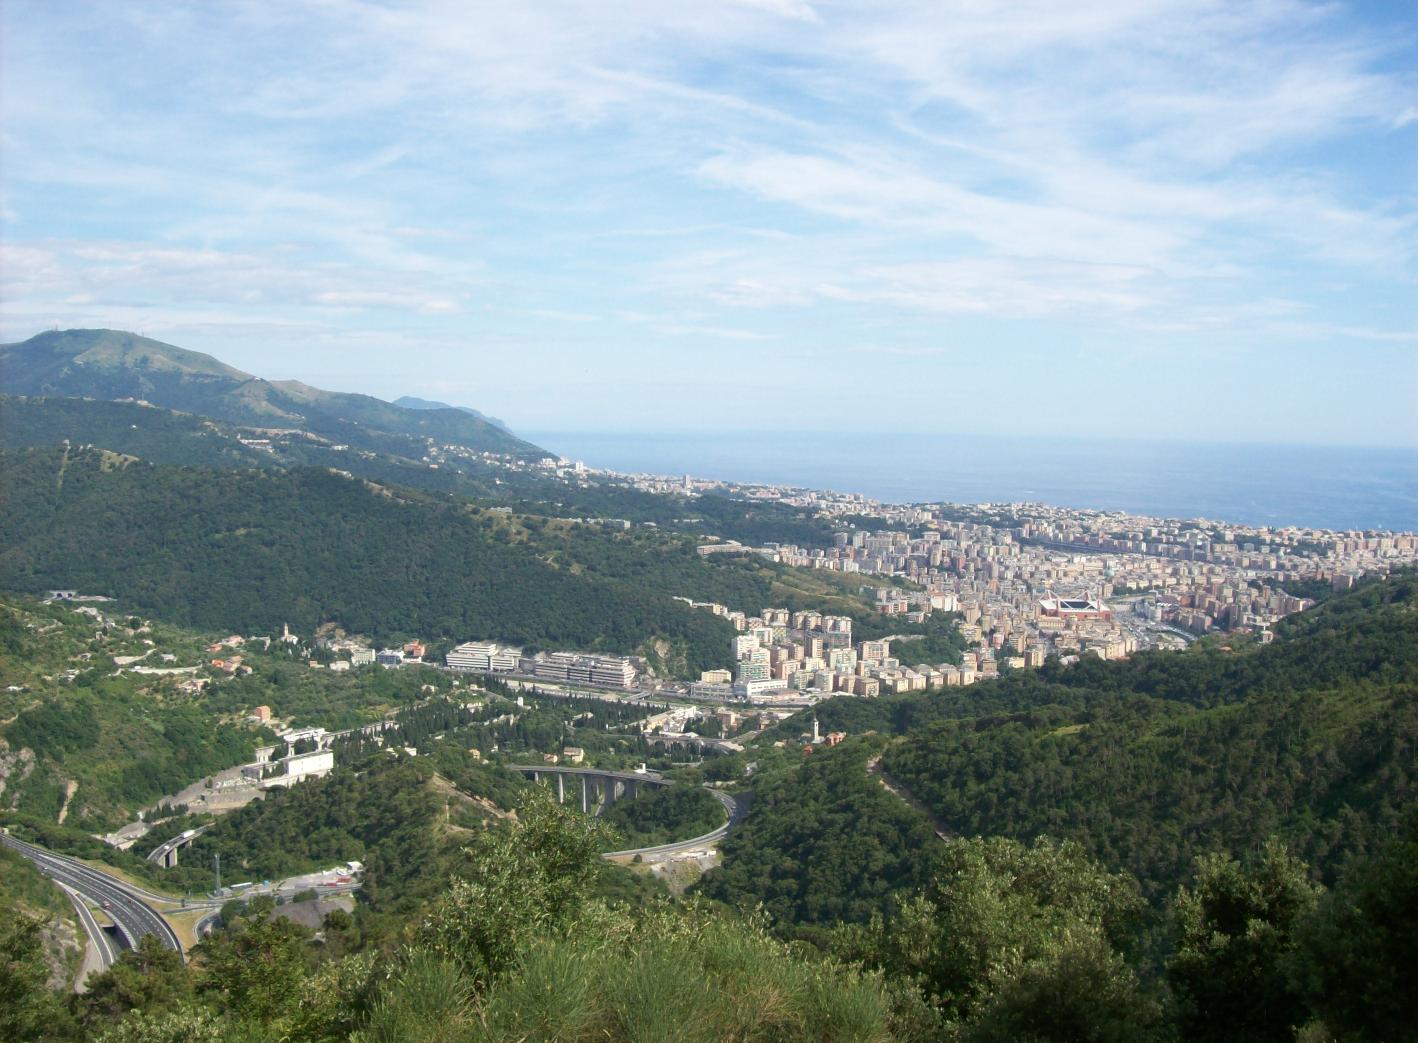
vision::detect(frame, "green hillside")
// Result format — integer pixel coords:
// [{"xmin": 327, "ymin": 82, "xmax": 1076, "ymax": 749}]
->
[
  {"xmin": 393, "ymin": 394, "xmax": 510, "ymax": 432},
  {"xmin": 878, "ymin": 574, "xmax": 1418, "ymax": 894},
  {"xmin": 0, "ymin": 844, "xmax": 81, "ymax": 991},
  {"xmin": 1, "ymin": 328, "xmax": 250, "ymax": 382},
  {"xmin": 0, "ymin": 445, "xmax": 738, "ymax": 673},
  {"xmin": 0, "ymin": 329, "xmax": 543, "ymax": 459},
  {"xmin": 697, "ymin": 575, "xmax": 1418, "ymax": 937},
  {"xmin": 0, "ymin": 395, "xmax": 274, "ymax": 470},
  {"xmin": 0, "ymin": 597, "xmax": 281, "ymax": 826},
  {"xmin": 0, "ymin": 394, "xmax": 844, "ymax": 547},
  {"xmin": 4, "ymin": 580, "xmax": 1416, "ymax": 1041},
  {"xmin": 0, "ymin": 393, "xmax": 525, "ymax": 501},
  {"xmin": 695, "ymin": 739, "xmax": 939, "ymax": 935}
]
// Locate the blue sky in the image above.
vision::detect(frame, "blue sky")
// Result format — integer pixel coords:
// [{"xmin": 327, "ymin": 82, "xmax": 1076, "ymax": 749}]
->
[{"xmin": 2, "ymin": 1, "xmax": 1415, "ymax": 445}]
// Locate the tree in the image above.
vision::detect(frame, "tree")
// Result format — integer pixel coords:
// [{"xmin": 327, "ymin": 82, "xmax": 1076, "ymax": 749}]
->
[
  {"xmin": 0, "ymin": 906, "xmax": 61, "ymax": 1042},
  {"xmin": 852, "ymin": 836, "xmax": 1164, "ymax": 1041},
  {"xmin": 91, "ymin": 1007, "xmax": 225, "ymax": 1043},
  {"xmin": 353, "ymin": 949, "xmax": 471, "ymax": 1043},
  {"xmin": 196, "ymin": 916, "xmax": 313, "ymax": 1023},
  {"xmin": 419, "ymin": 787, "xmax": 611, "ymax": 984},
  {"xmin": 1291, "ymin": 815, "xmax": 1418, "ymax": 1041},
  {"xmin": 1167, "ymin": 839, "xmax": 1319, "ymax": 1043},
  {"xmin": 75, "ymin": 935, "xmax": 192, "ymax": 1029},
  {"xmin": 283, "ymin": 951, "xmax": 380, "ymax": 1043},
  {"xmin": 962, "ymin": 931, "xmax": 1170, "ymax": 1043}
]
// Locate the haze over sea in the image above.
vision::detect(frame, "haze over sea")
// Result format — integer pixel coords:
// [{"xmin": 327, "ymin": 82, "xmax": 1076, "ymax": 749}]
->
[{"xmin": 529, "ymin": 431, "xmax": 1418, "ymax": 534}]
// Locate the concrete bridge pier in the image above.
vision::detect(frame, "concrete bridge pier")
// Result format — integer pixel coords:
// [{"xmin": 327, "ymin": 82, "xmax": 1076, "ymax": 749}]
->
[{"xmin": 509, "ymin": 765, "xmax": 666, "ymax": 818}]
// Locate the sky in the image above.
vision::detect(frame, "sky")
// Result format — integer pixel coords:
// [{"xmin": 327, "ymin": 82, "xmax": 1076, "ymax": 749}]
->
[{"xmin": 1, "ymin": 0, "xmax": 1416, "ymax": 446}]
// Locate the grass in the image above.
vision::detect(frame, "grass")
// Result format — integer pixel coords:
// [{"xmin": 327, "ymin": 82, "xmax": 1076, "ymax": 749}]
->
[
  {"xmin": 463, "ymin": 911, "xmax": 894, "ymax": 1042},
  {"xmin": 164, "ymin": 907, "xmax": 210, "ymax": 951}
]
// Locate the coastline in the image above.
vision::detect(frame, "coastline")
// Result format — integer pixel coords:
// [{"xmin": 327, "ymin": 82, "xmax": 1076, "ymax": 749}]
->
[{"xmin": 526, "ymin": 429, "xmax": 1418, "ymax": 533}]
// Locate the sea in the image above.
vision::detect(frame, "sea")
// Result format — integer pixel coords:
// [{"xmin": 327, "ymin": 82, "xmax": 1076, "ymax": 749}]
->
[{"xmin": 525, "ymin": 430, "xmax": 1418, "ymax": 533}]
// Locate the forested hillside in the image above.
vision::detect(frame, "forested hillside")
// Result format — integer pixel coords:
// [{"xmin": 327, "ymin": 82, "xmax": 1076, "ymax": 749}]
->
[
  {"xmin": 0, "ymin": 393, "xmax": 843, "ymax": 547},
  {"xmin": 176, "ymin": 755, "xmax": 520, "ymax": 912},
  {"xmin": 7, "ymin": 778, "xmax": 1412, "ymax": 1042},
  {"xmin": 597, "ymin": 783, "xmax": 726, "ymax": 848},
  {"xmin": 0, "ymin": 396, "xmax": 275, "ymax": 469},
  {"xmin": 880, "ymin": 573, "xmax": 1418, "ymax": 893},
  {"xmin": 0, "ymin": 844, "xmax": 80, "ymax": 993},
  {"xmin": 0, "ymin": 446, "xmax": 738, "ymax": 671},
  {"xmin": 695, "ymin": 740, "xmax": 939, "ymax": 935},
  {"xmin": 3, "ymin": 579, "xmax": 1415, "ymax": 1041},
  {"xmin": 0, "ymin": 337, "xmax": 847, "ymax": 551},
  {"xmin": 0, "ymin": 600, "xmax": 266, "ymax": 827},
  {"xmin": 703, "ymin": 575, "xmax": 1418, "ymax": 935}
]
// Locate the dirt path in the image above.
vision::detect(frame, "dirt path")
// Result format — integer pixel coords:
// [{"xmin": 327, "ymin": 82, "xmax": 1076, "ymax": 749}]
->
[
  {"xmin": 57, "ymin": 779, "xmax": 79, "ymax": 824},
  {"xmin": 867, "ymin": 753, "xmax": 955, "ymax": 841},
  {"xmin": 55, "ymin": 441, "xmax": 71, "ymax": 493}
]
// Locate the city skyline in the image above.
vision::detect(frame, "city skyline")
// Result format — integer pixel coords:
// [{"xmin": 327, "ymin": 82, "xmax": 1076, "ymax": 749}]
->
[{"xmin": 2, "ymin": 1, "xmax": 1416, "ymax": 446}]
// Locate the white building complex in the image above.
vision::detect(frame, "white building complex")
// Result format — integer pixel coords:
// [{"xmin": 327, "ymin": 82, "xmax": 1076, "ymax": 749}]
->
[
  {"xmin": 242, "ymin": 748, "xmax": 335, "ymax": 788},
  {"xmin": 445, "ymin": 641, "xmax": 522, "ymax": 673},
  {"xmin": 446, "ymin": 642, "xmax": 638, "ymax": 689},
  {"xmin": 531, "ymin": 651, "xmax": 637, "ymax": 688}
]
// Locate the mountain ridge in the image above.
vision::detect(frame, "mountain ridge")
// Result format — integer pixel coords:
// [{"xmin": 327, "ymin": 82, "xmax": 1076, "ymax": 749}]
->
[
  {"xmin": 0, "ymin": 443, "xmax": 738, "ymax": 673},
  {"xmin": 0, "ymin": 328, "xmax": 544, "ymax": 459},
  {"xmin": 394, "ymin": 394, "xmax": 509, "ymax": 432}
]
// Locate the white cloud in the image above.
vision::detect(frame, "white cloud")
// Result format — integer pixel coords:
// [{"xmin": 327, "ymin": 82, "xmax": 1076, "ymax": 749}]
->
[
  {"xmin": 732, "ymin": 0, "xmax": 820, "ymax": 22},
  {"xmin": 698, "ymin": 148, "xmax": 1189, "ymax": 269},
  {"xmin": 2, "ymin": 0, "xmax": 1415, "ymax": 435},
  {"xmin": 1, "ymin": 238, "xmax": 478, "ymax": 329},
  {"xmin": 819, "ymin": 259, "xmax": 1156, "ymax": 317}
]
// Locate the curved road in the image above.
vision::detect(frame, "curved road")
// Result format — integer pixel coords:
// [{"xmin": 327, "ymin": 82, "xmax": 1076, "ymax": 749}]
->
[
  {"xmin": 146, "ymin": 823, "xmax": 212, "ymax": 866},
  {"xmin": 57, "ymin": 882, "xmax": 120, "ymax": 986},
  {"xmin": 0, "ymin": 832, "xmax": 183, "ymax": 958},
  {"xmin": 508, "ymin": 764, "xmax": 672, "ymax": 784},
  {"xmin": 602, "ymin": 788, "xmax": 745, "ymax": 859},
  {"xmin": 509, "ymin": 764, "xmax": 745, "ymax": 858}
]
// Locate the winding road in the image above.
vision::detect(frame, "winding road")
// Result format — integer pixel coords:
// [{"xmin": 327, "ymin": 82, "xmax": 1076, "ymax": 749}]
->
[
  {"xmin": 602, "ymin": 788, "xmax": 745, "ymax": 859},
  {"xmin": 509, "ymin": 764, "xmax": 746, "ymax": 859},
  {"xmin": 146, "ymin": 823, "xmax": 213, "ymax": 866},
  {"xmin": 56, "ymin": 882, "xmax": 119, "ymax": 991}
]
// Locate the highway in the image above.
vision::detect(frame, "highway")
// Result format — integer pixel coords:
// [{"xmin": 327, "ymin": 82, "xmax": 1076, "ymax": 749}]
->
[
  {"xmin": 146, "ymin": 823, "xmax": 212, "ymax": 866},
  {"xmin": 509, "ymin": 763, "xmax": 746, "ymax": 859},
  {"xmin": 1, "ymin": 832, "xmax": 184, "ymax": 958},
  {"xmin": 602, "ymin": 787, "xmax": 745, "ymax": 859},
  {"xmin": 57, "ymin": 881, "xmax": 120, "ymax": 986},
  {"xmin": 509, "ymin": 764, "xmax": 670, "ymax": 784}
]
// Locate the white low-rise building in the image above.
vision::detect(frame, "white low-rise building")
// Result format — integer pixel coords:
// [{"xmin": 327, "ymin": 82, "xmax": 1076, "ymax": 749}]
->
[
  {"xmin": 279, "ymin": 749, "xmax": 334, "ymax": 783},
  {"xmin": 446, "ymin": 641, "xmax": 523, "ymax": 673}
]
